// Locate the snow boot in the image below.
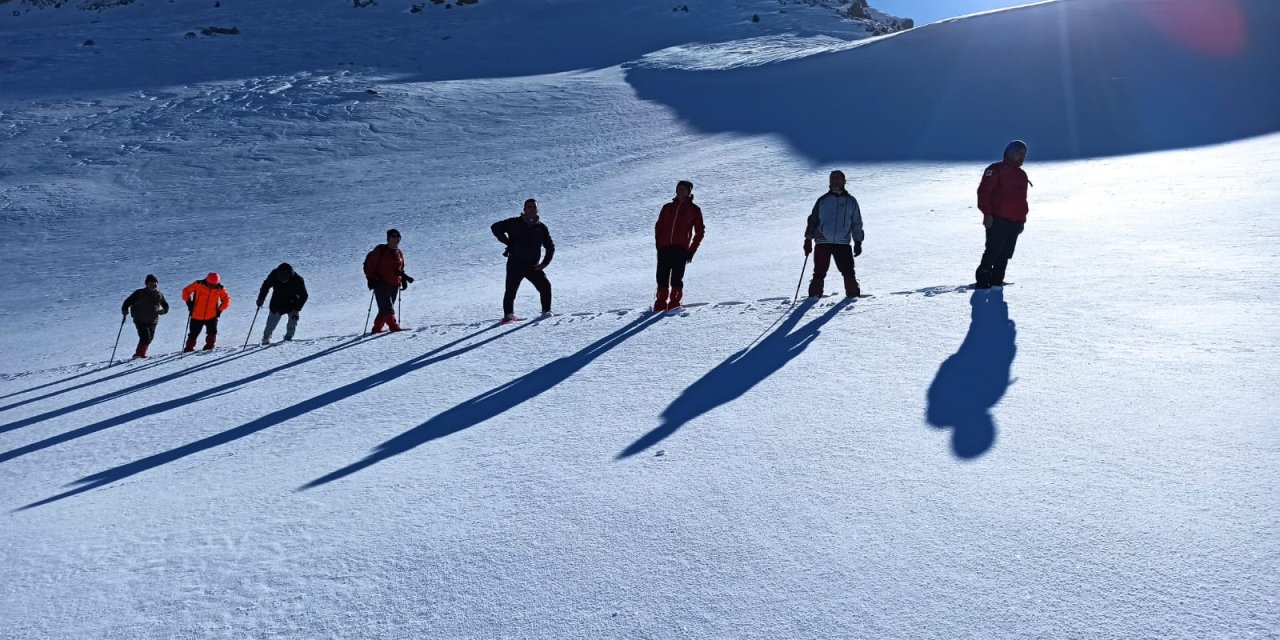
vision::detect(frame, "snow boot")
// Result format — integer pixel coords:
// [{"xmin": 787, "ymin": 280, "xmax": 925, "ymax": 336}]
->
[
  {"xmin": 654, "ymin": 287, "xmax": 669, "ymax": 312},
  {"xmin": 203, "ymin": 337, "xmax": 216, "ymax": 352},
  {"xmin": 183, "ymin": 338, "xmax": 197, "ymax": 353},
  {"xmin": 261, "ymin": 337, "xmax": 271, "ymax": 346},
  {"xmin": 844, "ymin": 276, "xmax": 861, "ymax": 298},
  {"xmin": 371, "ymin": 314, "xmax": 387, "ymax": 334},
  {"xmin": 667, "ymin": 288, "xmax": 683, "ymax": 310},
  {"xmin": 500, "ymin": 313, "xmax": 520, "ymax": 325},
  {"xmin": 134, "ymin": 343, "xmax": 148, "ymax": 359},
  {"xmin": 386, "ymin": 315, "xmax": 403, "ymax": 333}
]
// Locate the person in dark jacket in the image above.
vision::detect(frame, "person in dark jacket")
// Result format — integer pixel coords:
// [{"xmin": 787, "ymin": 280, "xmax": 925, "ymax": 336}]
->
[
  {"xmin": 256, "ymin": 263, "xmax": 308, "ymax": 344},
  {"xmin": 974, "ymin": 140, "xmax": 1032, "ymax": 289},
  {"xmin": 363, "ymin": 228, "xmax": 413, "ymax": 333},
  {"xmin": 491, "ymin": 198, "xmax": 555, "ymax": 323},
  {"xmin": 121, "ymin": 273, "xmax": 170, "ymax": 359},
  {"xmin": 804, "ymin": 170, "xmax": 864, "ymax": 298},
  {"xmin": 653, "ymin": 180, "xmax": 705, "ymax": 311}
]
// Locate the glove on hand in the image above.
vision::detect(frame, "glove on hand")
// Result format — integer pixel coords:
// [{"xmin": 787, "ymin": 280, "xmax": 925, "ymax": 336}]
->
[
  {"xmin": 854, "ymin": 242, "xmax": 863, "ymax": 257},
  {"xmin": 803, "ymin": 239, "xmax": 813, "ymax": 256}
]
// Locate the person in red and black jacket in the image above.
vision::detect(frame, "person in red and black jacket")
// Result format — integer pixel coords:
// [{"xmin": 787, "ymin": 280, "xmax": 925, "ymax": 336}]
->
[
  {"xmin": 364, "ymin": 228, "xmax": 413, "ymax": 333},
  {"xmin": 653, "ymin": 180, "xmax": 705, "ymax": 311},
  {"xmin": 975, "ymin": 140, "xmax": 1033, "ymax": 289}
]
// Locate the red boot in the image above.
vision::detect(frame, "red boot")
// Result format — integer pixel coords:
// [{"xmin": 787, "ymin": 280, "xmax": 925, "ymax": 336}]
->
[
  {"xmin": 653, "ymin": 287, "xmax": 669, "ymax": 312},
  {"xmin": 371, "ymin": 314, "xmax": 387, "ymax": 334},
  {"xmin": 667, "ymin": 288, "xmax": 683, "ymax": 310},
  {"xmin": 134, "ymin": 343, "xmax": 148, "ymax": 359},
  {"xmin": 183, "ymin": 338, "xmax": 197, "ymax": 353},
  {"xmin": 386, "ymin": 315, "xmax": 403, "ymax": 333}
]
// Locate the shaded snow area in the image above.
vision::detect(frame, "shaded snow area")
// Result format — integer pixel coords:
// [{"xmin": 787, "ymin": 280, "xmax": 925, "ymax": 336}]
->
[{"xmin": 1, "ymin": 0, "xmax": 1277, "ymax": 637}]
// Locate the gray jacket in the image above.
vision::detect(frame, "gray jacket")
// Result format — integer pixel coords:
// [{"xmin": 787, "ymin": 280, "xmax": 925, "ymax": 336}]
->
[{"xmin": 805, "ymin": 191, "xmax": 864, "ymax": 245}]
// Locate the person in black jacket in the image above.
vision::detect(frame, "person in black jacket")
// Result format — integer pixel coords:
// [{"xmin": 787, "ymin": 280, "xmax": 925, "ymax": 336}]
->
[
  {"xmin": 256, "ymin": 263, "xmax": 309, "ymax": 344},
  {"xmin": 121, "ymin": 274, "xmax": 170, "ymax": 359},
  {"xmin": 491, "ymin": 198, "xmax": 555, "ymax": 322}
]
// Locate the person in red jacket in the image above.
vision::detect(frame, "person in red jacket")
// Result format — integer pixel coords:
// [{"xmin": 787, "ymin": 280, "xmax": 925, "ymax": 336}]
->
[
  {"xmin": 975, "ymin": 140, "xmax": 1032, "ymax": 289},
  {"xmin": 653, "ymin": 180, "xmax": 705, "ymax": 311},
  {"xmin": 181, "ymin": 272, "xmax": 231, "ymax": 352},
  {"xmin": 364, "ymin": 228, "xmax": 413, "ymax": 333}
]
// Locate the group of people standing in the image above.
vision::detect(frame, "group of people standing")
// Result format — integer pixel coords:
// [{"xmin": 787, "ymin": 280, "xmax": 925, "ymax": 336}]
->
[{"xmin": 118, "ymin": 140, "xmax": 1032, "ymax": 359}]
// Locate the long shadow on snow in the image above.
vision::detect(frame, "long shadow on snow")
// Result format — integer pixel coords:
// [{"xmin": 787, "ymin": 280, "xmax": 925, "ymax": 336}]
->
[
  {"xmin": 624, "ymin": 0, "xmax": 1280, "ymax": 161},
  {"xmin": 925, "ymin": 289, "xmax": 1016, "ymax": 460},
  {"xmin": 19, "ymin": 324, "xmax": 519, "ymax": 510},
  {"xmin": 0, "ymin": 336, "xmax": 381, "ymax": 465},
  {"xmin": 304, "ymin": 313, "xmax": 662, "ymax": 489},
  {"xmin": 619, "ymin": 298, "xmax": 847, "ymax": 459},
  {"xmin": 0, "ymin": 349, "xmax": 263, "ymax": 436},
  {"xmin": 0, "ymin": 353, "xmax": 186, "ymax": 413}
]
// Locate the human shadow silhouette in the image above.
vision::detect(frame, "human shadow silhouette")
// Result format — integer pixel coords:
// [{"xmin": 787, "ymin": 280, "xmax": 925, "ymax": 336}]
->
[
  {"xmin": 20, "ymin": 324, "xmax": 521, "ymax": 510},
  {"xmin": 925, "ymin": 289, "xmax": 1017, "ymax": 459},
  {"xmin": 618, "ymin": 298, "xmax": 848, "ymax": 459},
  {"xmin": 304, "ymin": 313, "xmax": 662, "ymax": 489},
  {"xmin": 0, "ymin": 349, "xmax": 263, "ymax": 436},
  {"xmin": 1, "ymin": 335, "xmax": 383, "ymax": 465},
  {"xmin": 0, "ymin": 353, "xmax": 186, "ymax": 414}
]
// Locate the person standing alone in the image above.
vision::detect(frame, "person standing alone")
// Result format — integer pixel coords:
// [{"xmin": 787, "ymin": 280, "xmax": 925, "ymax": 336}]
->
[{"xmin": 653, "ymin": 180, "xmax": 705, "ymax": 312}]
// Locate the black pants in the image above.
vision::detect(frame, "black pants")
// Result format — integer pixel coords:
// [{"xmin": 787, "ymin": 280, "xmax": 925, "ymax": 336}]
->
[
  {"xmin": 374, "ymin": 284, "xmax": 400, "ymax": 317},
  {"xmin": 656, "ymin": 246, "xmax": 689, "ymax": 290},
  {"xmin": 134, "ymin": 322, "xmax": 156, "ymax": 346},
  {"xmin": 504, "ymin": 262, "xmax": 552, "ymax": 315},
  {"xmin": 809, "ymin": 243, "xmax": 859, "ymax": 297},
  {"xmin": 976, "ymin": 217, "xmax": 1024, "ymax": 286},
  {"xmin": 187, "ymin": 317, "xmax": 218, "ymax": 342}
]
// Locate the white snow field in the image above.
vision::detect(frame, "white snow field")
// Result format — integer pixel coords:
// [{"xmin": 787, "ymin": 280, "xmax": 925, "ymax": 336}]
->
[{"xmin": 2, "ymin": 0, "xmax": 1278, "ymax": 637}]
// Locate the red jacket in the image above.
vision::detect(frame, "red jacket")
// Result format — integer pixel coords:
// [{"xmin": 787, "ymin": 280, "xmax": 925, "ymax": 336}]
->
[
  {"xmin": 655, "ymin": 197, "xmax": 705, "ymax": 253},
  {"xmin": 181, "ymin": 279, "xmax": 230, "ymax": 321},
  {"xmin": 363, "ymin": 244, "xmax": 404, "ymax": 287},
  {"xmin": 977, "ymin": 161, "xmax": 1030, "ymax": 223}
]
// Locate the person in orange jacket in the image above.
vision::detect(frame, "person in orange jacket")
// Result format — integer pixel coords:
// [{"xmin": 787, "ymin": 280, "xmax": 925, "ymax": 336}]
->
[{"xmin": 181, "ymin": 272, "xmax": 231, "ymax": 352}]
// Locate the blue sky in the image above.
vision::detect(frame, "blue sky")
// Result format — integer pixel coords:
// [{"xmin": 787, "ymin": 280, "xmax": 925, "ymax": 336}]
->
[{"xmin": 873, "ymin": 0, "xmax": 1033, "ymax": 25}]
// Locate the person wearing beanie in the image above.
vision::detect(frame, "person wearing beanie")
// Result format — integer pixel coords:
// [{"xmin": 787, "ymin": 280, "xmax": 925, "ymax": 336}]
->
[
  {"xmin": 804, "ymin": 169, "xmax": 864, "ymax": 298},
  {"xmin": 256, "ymin": 262, "xmax": 309, "ymax": 345},
  {"xmin": 491, "ymin": 198, "xmax": 555, "ymax": 323},
  {"xmin": 120, "ymin": 274, "xmax": 170, "ymax": 359},
  {"xmin": 653, "ymin": 180, "xmax": 705, "ymax": 311},
  {"xmin": 363, "ymin": 229, "xmax": 411, "ymax": 333},
  {"xmin": 975, "ymin": 140, "xmax": 1033, "ymax": 289},
  {"xmin": 181, "ymin": 272, "xmax": 231, "ymax": 352}
]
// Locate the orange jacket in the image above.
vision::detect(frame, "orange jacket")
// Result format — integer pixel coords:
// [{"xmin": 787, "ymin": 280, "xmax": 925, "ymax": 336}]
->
[{"xmin": 182, "ymin": 279, "xmax": 231, "ymax": 321}]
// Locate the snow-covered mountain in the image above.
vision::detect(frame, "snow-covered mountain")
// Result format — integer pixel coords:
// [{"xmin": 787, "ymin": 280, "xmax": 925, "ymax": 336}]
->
[{"xmin": 1, "ymin": 0, "xmax": 1277, "ymax": 637}]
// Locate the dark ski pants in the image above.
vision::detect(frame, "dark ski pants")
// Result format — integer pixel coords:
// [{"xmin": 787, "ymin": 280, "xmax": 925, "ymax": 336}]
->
[
  {"xmin": 374, "ymin": 284, "xmax": 399, "ymax": 317},
  {"xmin": 504, "ymin": 262, "xmax": 552, "ymax": 315},
  {"xmin": 187, "ymin": 318, "xmax": 218, "ymax": 346},
  {"xmin": 809, "ymin": 243, "xmax": 859, "ymax": 297},
  {"xmin": 976, "ymin": 217, "xmax": 1024, "ymax": 286},
  {"xmin": 263, "ymin": 312, "xmax": 299, "ymax": 341},
  {"xmin": 134, "ymin": 322, "xmax": 157, "ymax": 347},
  {"xmin": 656, "ymin": 246, "xmax": 689, "ymax": 290}
]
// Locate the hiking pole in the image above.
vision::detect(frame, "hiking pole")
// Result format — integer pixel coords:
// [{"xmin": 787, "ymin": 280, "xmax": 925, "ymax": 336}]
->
[
  {"xmin": 109, "ymin": 315, "xmax": 126, "ymax": 363},
  {"xmin": 182, "ymin": 311, "xmax": 192, "ymax": 351},
  {"xmin": 362, "ymin": 291, "xmax": 375, "ymax": 335},
  {"xmin": 398, "ymin": 290, "xmax": 403, "ymax": 324},
  {"xmin": 243, "ymin": 306, "xmax": 261, "ymax": 349},
  {"xmin": 792, "ymin": 252, "xmax": 811, "ymax": 304}
]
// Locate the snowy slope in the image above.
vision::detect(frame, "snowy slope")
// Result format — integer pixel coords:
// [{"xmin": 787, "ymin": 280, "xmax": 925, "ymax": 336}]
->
[{"xmin": 2, "ymin": 0, "xmax": 1278, "ymax": 638}]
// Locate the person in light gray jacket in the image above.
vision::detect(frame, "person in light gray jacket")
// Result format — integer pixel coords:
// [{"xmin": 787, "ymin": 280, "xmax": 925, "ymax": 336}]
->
[{"xmin": 803, "ymin": 169, "xmax": 864, "ymax": 298}]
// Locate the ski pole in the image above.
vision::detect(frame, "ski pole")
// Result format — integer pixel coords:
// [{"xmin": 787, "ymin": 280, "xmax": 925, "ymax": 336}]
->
[
  {"xmin": 243, "ymin": 306, "xmax": 261, "ymax": 349},
  {"xmin": 109, "ymin": 315, "xmax": 126, "ymax": 363},
  {"xmin": 362, "ymin": 291, "xmax": 375, "ymax": 335},
  {"xmin": 792, "ymin": 252, "xmax": 811, "ymax": 304},
  {"xmin": 397, "ymin": 290, "xmax": 403, "ymax": 324},
  {"xmin": 182, "ymin": 312, "xmax": 192, "ymax": 350}
]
